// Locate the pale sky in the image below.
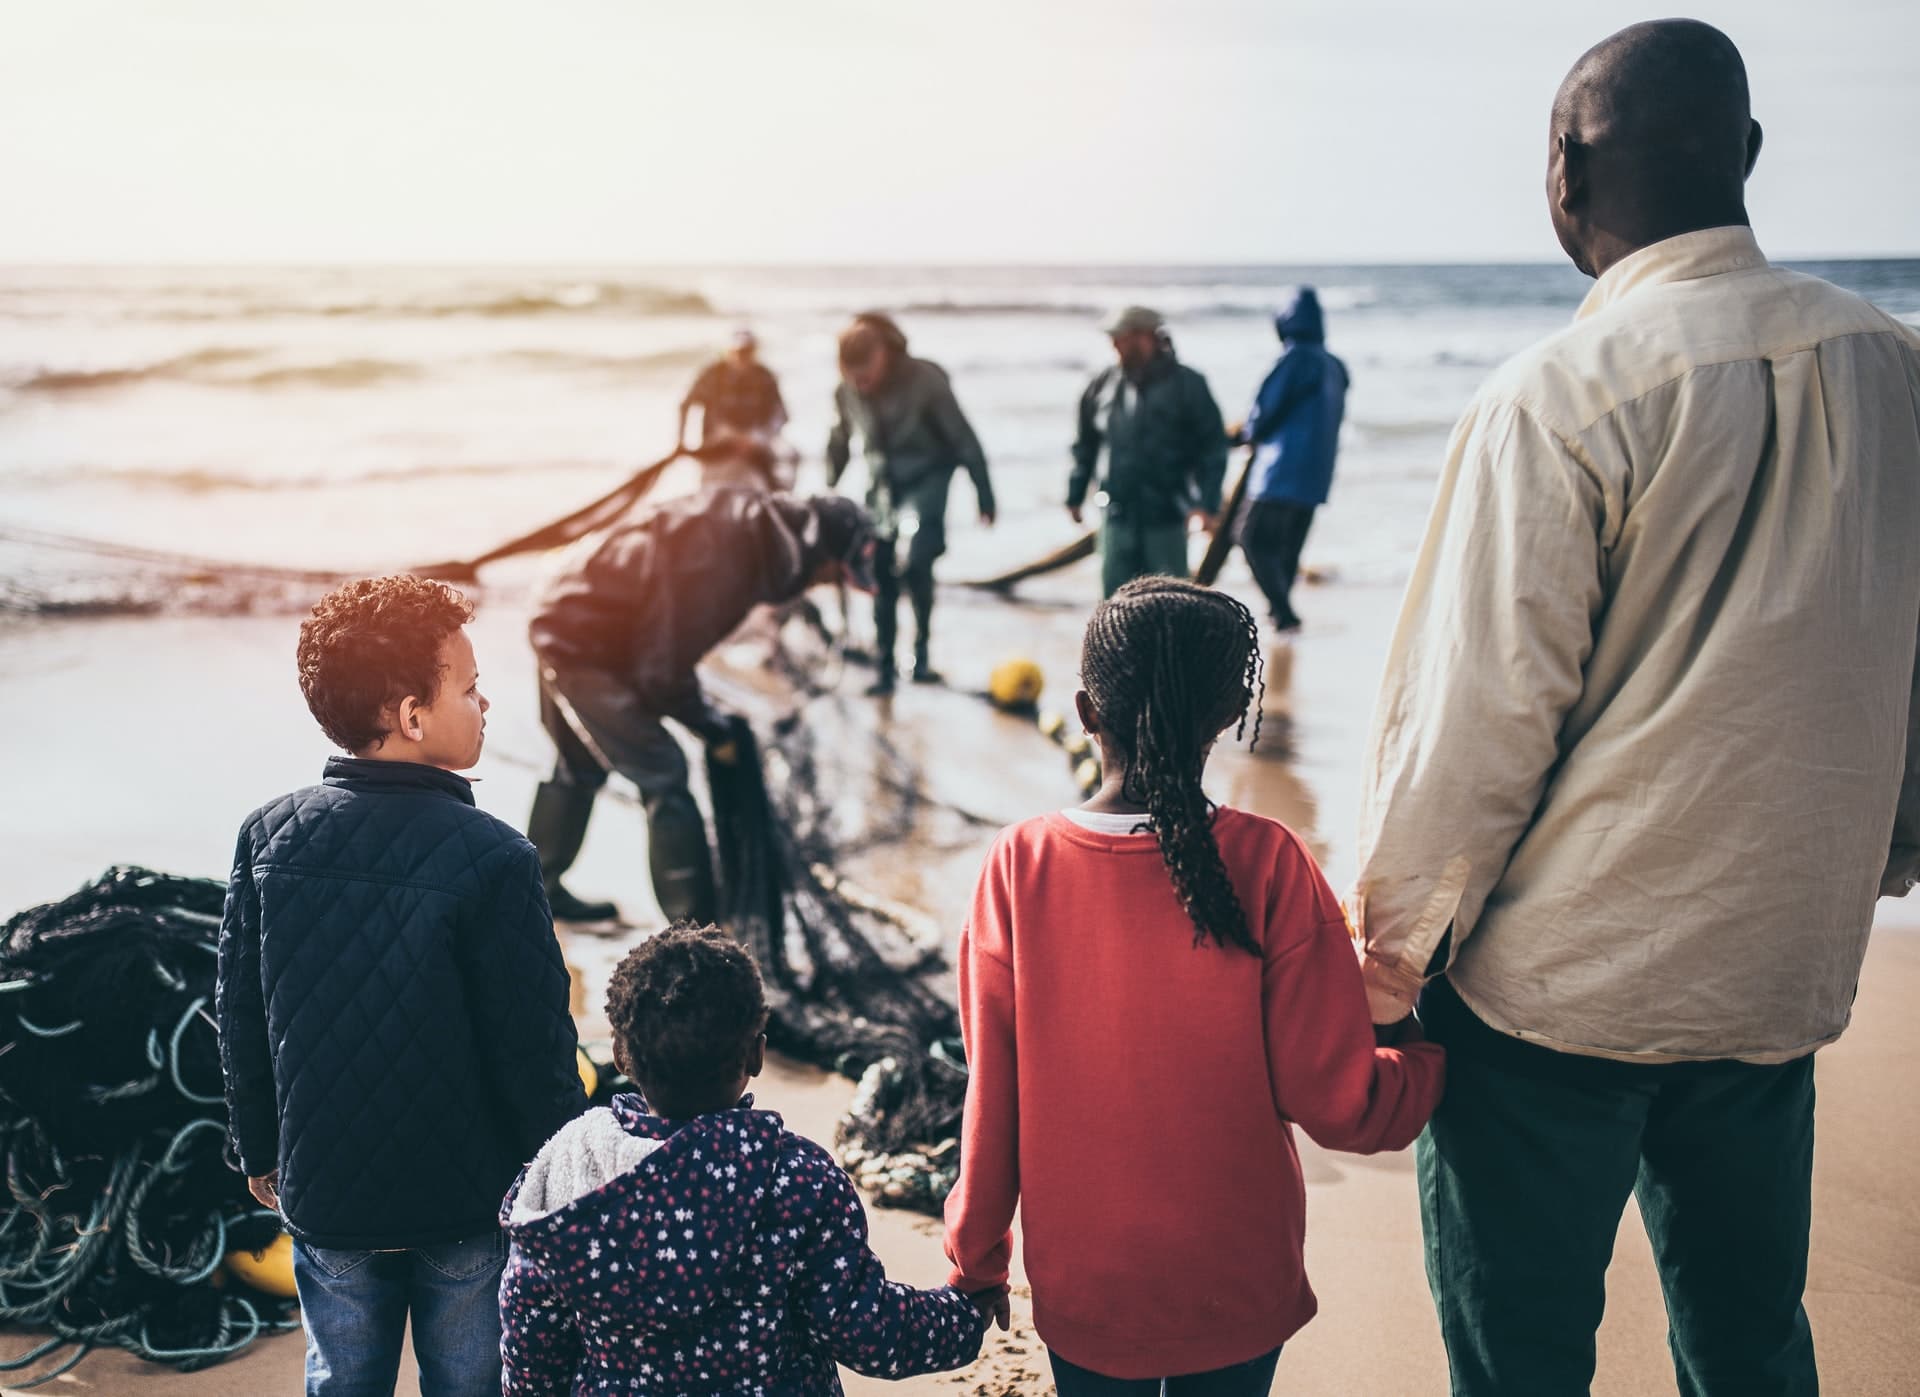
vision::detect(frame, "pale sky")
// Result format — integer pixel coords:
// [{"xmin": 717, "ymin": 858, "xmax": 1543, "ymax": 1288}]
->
[{"xmin": 2, "ymin": 0, "xmax": 1914, "ymax": 264}]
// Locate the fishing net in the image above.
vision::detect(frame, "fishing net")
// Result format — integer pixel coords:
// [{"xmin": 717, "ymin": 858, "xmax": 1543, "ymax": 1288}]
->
[
  {"xmin": 708, "ymin": 716, "xmax": 969, "ymax": 1212},
  {"xmin": 0, "ymin": 867, "xmax": 297, "ymax": 1386}
]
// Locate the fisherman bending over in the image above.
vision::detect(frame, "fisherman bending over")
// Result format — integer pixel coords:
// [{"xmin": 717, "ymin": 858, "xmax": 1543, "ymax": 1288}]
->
[{"xmin": 525, "ymin": 489, "xmax": 875, "ymax": 923}]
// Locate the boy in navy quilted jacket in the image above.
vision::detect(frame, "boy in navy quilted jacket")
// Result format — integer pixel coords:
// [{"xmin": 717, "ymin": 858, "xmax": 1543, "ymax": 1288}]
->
[
  {"xmin": 216, "ymin": 576, "xmax": 587, "ymax": 1397},
  {"xmin": 501, "ymin": 926, "xmax": 1003, "ymax": 1395}
]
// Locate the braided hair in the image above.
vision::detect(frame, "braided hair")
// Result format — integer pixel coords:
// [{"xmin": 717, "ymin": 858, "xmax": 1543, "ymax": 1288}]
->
[{"xmin": 1079, "ymin": 577, "xmax": 1265, "ymax": 954}]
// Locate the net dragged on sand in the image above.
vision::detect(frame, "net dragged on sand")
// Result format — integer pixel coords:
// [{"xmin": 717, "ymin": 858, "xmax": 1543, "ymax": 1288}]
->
[{"xmin": 708, "ymin": 714, "xmax": 969, "ymax": 1213}]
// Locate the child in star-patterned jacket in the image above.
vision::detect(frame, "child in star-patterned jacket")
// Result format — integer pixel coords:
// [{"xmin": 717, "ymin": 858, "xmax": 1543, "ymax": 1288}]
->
[{"xmin": 500, "ymin": 926, "xmax": 1003, "ymax": 1395}]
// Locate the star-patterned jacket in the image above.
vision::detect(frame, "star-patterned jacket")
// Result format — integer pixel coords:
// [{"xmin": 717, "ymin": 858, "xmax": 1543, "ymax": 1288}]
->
[{"xmin": 500, "ymin": 1093, "xmax": 987, "ymax": 1395}]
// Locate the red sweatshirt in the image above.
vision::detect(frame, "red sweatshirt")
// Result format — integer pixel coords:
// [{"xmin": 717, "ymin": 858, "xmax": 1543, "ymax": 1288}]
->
[{"xmin": 943, "ymin": 808, "xmax": 1445, "ymax": 1379}]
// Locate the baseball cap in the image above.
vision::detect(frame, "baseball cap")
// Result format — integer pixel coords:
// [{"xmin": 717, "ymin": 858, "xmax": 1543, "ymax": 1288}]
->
[{"xmin": 1103, "ymin": 305, "xmax": 1166, "ymax": 336}]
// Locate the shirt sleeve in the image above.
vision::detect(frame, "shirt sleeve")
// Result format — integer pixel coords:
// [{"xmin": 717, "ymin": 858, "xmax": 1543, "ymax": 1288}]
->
[
  {"xmin": 500, "ymin": 1241, "xmax": 583, "ymax": 1396},
  {"xmin": 927, "ymin": 369, "xmax": 994, "ymax": 516},
  {"xmin": 1354, "ymin": 397, "xmax": 1608, "ymax": 1019},
  {"xmin": 457, "ymin": 842, "xmax": 588, "ymax": 1158},
  {"xmin": 1262, "ymin": 841, "xmax": 1445, "ymax": 1153},
  {"xmin": 1068, "ymin": 375, "xmax": 1105, "ymax": 509},
  {"xmin": 1245, "ymin": 354, "xmax": 1318, "ymax": 446},
  {"xmin": 791, "ymin": 1151, "xmax": 988, "ymax": 1378},
  {"xmin": 826, "ymin": 384, "xmax": 853, "ymax": 487},
  {"xmin": 1886, "ymin": 611, "xmax": 1920, "ymax": 898},
  {"xmin": 215, "ymin": 824, "xmax": 279, "ymax": 1177},
  {"xmin": 1185, "ymin": 372, "xmax": 1230, "ymax": 514},
  {"xmin": 942, "ymin": 841, "xmax": 1018, "ymax": 1291}
]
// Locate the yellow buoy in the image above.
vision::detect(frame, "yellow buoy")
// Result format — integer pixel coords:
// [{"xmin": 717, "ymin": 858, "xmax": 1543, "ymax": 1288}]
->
[
  {"xmin": 1037, "ymin": 709, "xmax": 1067, "ymax": 742},
  {"xmin": 225, "ymin": 1232, "xmax": 297, "ymax": 1299},
  {"xmin": 988, "ymin": 657, "xmax": 1045, "ymax": 711},
  {"xmin": 1074, "ymin": 757, "xmax": 1103, "ymax": 793},
  {"xmin": 577, "ymin": 1047, "xmax": 599, "ymax": 1100},
  {"xmin": 1064, "ymin": 733, "xmax": 1093, "ymax": 761}
]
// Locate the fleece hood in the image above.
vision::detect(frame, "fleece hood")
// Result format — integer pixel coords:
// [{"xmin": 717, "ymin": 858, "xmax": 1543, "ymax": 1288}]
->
[
  {"xmin": 502, "ymin": 1094, "xmax": 785, "ymax": 1324},
  {"xmin": 1275, "ymin": 286, "xmax": 1325, "ymax": 344}
]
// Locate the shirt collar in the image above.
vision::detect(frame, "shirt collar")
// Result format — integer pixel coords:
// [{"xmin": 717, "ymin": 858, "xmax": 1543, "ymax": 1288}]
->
[{"xmin": 1575, "ymin": 225, "xmax": 1769, "ymax": 322}]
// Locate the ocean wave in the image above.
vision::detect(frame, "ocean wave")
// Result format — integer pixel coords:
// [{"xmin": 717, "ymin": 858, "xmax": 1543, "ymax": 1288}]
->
[
  {"xmin": 11, "ymin": 458, "xmax": 617, "ymax": 494},
  {"xmin": 142, "ymin": 282, "xmax": 719, "ymax": 322},
  {"xmin": 1346, "ymin": 417, "xmax": 1460, "ymax": 441},
  {"xmin": 885, "ymin": 284, "xmax": 1378, "ymax": 321},
  {"xmin": 11, "ymin": 348, "xmax": 259, "ymax": 393},
  {"xmin": 500, "ymin": 346, "xmax": 713, "ymax": 376},
  {"xmin": 11, "ymin": 351, "xmax": 431, "ymax": 395}
]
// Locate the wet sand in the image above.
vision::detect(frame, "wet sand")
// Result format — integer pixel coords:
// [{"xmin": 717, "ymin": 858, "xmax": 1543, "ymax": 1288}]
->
[{"xmin": 2, "ymin": 553, "xmax": 1918, "ymax": 1395}]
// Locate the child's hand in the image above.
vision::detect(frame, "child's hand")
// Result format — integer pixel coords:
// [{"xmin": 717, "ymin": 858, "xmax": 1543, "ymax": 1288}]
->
[
  {"xmin": 966, "ymin": 1285, "xmax": 1011, "ymax": 1331},
  {"xmin": 247, "ymin": 1171, "xmax": 281, "ymax": 1211}
]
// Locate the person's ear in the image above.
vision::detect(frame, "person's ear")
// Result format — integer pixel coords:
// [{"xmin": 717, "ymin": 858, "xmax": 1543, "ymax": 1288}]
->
[
  {"xmin": 1554, "ymin": 132, "xmax": 1588, "ymax": 215},
  {"xmin": 1744, "ymin": 119, "xmax": 1764, "ymax": 179},
  {"xmin": 745, "ymin": 1033, "xmax": 766, "ymax": 1080},
  {"xmin": 1073, "ymin": 689, "xmax": 1101, "ymax": 735},
  {"xmin": 393, "ymin": 694, "xmax": 427, "ymax": 744}
]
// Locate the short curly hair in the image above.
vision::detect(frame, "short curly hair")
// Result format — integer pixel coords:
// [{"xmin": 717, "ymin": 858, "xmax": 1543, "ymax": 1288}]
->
[
  {"xmin": 606, "ymin": 926, "xmax": 769, "ymax": 1094},
  {"xmin": 296, "ymin": 576, "xmax": 475, "ymax": 753}
]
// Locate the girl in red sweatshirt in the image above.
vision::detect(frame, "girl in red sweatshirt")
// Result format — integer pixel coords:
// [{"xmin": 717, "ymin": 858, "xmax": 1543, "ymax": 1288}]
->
[{"xmin": 943, "ymin": 577, "xmax": 1445, "ymax": 1394}]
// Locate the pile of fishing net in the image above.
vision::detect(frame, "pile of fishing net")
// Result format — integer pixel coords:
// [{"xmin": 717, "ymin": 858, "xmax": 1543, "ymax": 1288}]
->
[
  {"xmin": 709, "ymin": 716, "xmax": 969, "ymax": 1214},
  {"xmin": 0, "ymin": 867, "xmax": 296, "ymax": 1386}
]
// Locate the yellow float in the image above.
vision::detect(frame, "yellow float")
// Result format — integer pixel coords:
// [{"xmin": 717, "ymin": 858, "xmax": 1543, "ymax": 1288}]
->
[
  {"xmin": 987, "ymin": 657, "xmax": 1045, "ymax": 711},
  {"xmin": 224, "ymin": 1232, "xmax": 297, "ymax": 1299},
  {"xmin": 577, "ymin": 1047, "xmax": 599, "ymax": 1099}
]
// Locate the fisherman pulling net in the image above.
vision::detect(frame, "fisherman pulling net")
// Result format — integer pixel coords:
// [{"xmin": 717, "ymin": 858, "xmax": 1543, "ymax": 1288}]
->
[{"xmin": 0, "ymin": 867, "xmax": 297, "ymax": 1386}]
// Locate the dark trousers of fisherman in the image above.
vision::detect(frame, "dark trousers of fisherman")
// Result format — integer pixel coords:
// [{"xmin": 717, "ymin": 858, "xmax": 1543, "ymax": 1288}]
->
[
  {"xmin": 872, "ymin": 533, "xmax": 939, "ymax": 679},
  {"xmin": 1417, "ymin": 978, "xmax": 1818, "ymax": 1397},
  {"xmin": 1237, "ymin": 499, "xmax": 1315, "ymax": 630},
  {"xmin": 527, "ymin": 665, "xmax": 717, "ymax": 924}
]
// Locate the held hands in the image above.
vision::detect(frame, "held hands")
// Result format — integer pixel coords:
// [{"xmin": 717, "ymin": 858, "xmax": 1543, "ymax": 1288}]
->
[
  {"xmin": 248, "ymin": 1171, "xmax": 281, "ymax": 1211},
  {"xmin": 965, "ymin": 1285, "xmax": 1012, "ymax": 1331}
]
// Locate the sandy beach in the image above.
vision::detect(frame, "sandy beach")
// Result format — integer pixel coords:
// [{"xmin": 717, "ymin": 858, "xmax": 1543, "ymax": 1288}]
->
[{"xmin": 3, "ymin": 551, "xmax": 1917, "ymax": 1396}]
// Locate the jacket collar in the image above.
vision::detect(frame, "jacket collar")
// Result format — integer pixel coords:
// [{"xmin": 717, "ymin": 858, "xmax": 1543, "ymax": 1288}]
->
[
  {"xmin": 1576, "ymin": 225, "xmax": 1768, "ymax": 322},
  {"xmin": 612, "ymin": 1091, "xmax": 756, "ymax": 1138},
  {"xmin": 321, "ymin": 755, "xmax": 475, "ymax": 805}
]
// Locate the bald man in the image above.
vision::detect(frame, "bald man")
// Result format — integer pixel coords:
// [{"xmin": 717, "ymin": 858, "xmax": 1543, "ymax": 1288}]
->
[{"xmin": 1355, "ymin": 21, "xmax": 1920, "ymax": 1394}]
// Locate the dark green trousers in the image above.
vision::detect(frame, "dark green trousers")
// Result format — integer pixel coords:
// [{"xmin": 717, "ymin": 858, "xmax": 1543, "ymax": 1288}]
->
[
  {"xmin": 1100, "ymin": 515, "xmax": 1190, "ymax": 597},
  {"xmin": 1417, "ymin": 980, "xmax": 1818, "ymax": 1397}
]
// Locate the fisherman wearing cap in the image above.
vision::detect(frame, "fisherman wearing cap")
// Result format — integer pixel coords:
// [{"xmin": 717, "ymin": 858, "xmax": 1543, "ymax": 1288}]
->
[
  {"xmin": 828, "ymin": 312, "xmax": 996, "ymax": 693},
  {"xmin": 523, "ymin": 489, "xmax": 875, "ymax": 924},
  {"xmin": 677, "ymin": 329, "xmax": 794, "ymax": 490},
  {"xmin": 1069, "ymin": 306, "xmax": 1229, "ymax": 597}
]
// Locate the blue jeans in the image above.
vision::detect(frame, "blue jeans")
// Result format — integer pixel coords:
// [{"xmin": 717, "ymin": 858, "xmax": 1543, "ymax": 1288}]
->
[
  {"xmin": 1049, "ymin": 1347, "xmax": 1282, "ymax": 1396},
  {"xmin": 292, "ymin": 1231, "xmax": 508, "ymax": 1397}
]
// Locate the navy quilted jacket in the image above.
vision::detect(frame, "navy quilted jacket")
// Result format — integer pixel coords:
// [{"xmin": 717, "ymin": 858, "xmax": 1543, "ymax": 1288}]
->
[
  {"xmin": 216, "ymin": 757, "xmax": 587, "ymax": 1249},
  {"xmin": 499, "ymin": 1095, "xmax": 986, "ymax": 1395}
]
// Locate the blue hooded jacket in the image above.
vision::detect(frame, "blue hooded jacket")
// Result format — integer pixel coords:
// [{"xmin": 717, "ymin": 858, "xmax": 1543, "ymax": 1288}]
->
[{"xmin": 1243, "ymin": 288, "xmax": 1350, "ymax": 506}]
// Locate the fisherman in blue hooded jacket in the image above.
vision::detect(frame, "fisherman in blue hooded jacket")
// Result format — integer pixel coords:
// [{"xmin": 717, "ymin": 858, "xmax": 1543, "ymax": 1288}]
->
[{"xmin": 1236, "ymin": 287, "xmax": 1349, "ymax": 632}]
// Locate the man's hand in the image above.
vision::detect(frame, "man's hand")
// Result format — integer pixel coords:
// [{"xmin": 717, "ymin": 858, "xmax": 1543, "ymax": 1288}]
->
[
  {"xmin": 1067, "ymin": 504, "xmax": 1084, "ymax": 526},
  {"xmin": 979, "ymin": 508, "xmax": 996, "ymax": 528},
  {"xmin": 965, "ymin": 1285, "xmax": 1011, "ymax": 1331},
  {"xmin": 707, "ymin": 736, "xmax": 740, "ymax": 767},
  {"xmin": 248, "ymin": 1171, "xmax": 281, "ymax": 1211},
  {"xmin": 1189, "ymin": 509, "xmax": 1220, "ymax": 534}
]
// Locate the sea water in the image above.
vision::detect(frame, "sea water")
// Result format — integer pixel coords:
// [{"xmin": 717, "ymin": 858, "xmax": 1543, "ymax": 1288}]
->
[{"xmin": 3, "ymin": 261, "xmax": 1917, "ymax": 604}]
